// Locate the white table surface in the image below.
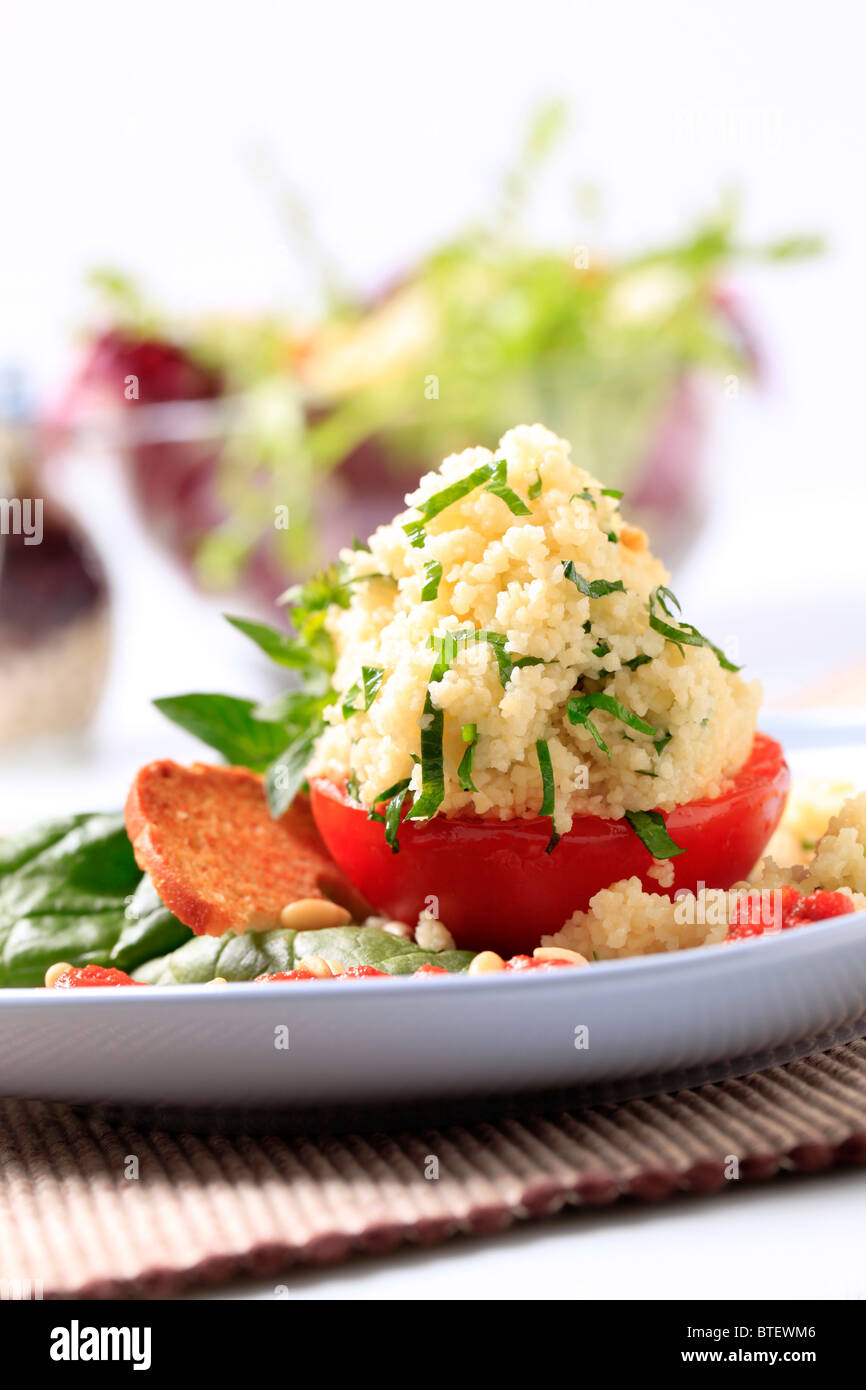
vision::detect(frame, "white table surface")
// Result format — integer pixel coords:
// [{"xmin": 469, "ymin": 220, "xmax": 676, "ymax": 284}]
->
[{"xmin": 194, "ymin": 1166, "xmax": 866, "ymax": 1300}]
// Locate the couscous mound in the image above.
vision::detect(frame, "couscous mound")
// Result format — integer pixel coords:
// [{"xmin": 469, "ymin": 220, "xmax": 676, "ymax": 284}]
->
[{"xmin": 311, "ymin": 424, "xmax": 761, "ymax": 833}]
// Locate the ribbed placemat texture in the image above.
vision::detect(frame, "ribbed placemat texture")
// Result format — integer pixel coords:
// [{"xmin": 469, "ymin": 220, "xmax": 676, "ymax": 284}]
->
[{"xmin": 3, "ymin": 1039, "xmax": 866, "ymax": 1299}]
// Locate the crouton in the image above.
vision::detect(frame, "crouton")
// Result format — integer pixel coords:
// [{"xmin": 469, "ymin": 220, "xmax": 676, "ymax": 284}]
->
[{"xmin": 124, "ymin": 761, "xmax": 369, "ymax": 935}]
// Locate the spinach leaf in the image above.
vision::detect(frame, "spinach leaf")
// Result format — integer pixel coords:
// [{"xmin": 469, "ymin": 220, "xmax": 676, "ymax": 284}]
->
[
  {"xmin": 153, "ymin": 693, "xmax": 292, "ymax": 771},
  {"xmin": 0, "ymin": 814, "xmax": 192, "ymax": 987},
  {"xmin": 134, "ymin": 926, "xmax": 476, "ymax": 984},
  {"xmin": 265, "ymin": 727, "xmax": 319, "ymax": 818}
]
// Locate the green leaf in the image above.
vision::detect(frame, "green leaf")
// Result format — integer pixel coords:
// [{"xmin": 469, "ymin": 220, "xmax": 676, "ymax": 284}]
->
[
  {"xmin": 402, "ymin": 457, "xmax": 529, "ymax": 549},
  {"xmin": 224, "ymin": 614, "xmax": 307, "ymax": 669},
  {"xmin": 458, "ymin": 723, "xmax": 478, "ymax": 791},
  {"xmin": 535, "ymin": 738, "xmax": 559, "ymax": 853},
  {"xmin": 648, "ymin": 588, "xmax": 741, "ymax": 671},
  {"xmin": 623, "ymin": 653, "xmax": 652, "ymax": 671},
  {"xmin": 134, "ymin": 925, "xmax": 476, "ymax": 983},
  {"xmin": 483, "ymin": 458, "xmax": 531, "ymax": 516},
  {"xmin": 153, "ymin": 693, "xmax": 292, "ymax": 771},
  {"xmin": 406, "ymin": 692, "xmax": 445, "ymax": 820},
  {"xmin": 384, "ymin": 785, "xmax": 410, "ymax": 853},
  {"xmin": 0, "ymin": 814, "xmax": 192, "ymax": 988},
  {"xmin": 265, "ymin": 728, "xmax": 319, "ymax": 817},
  {"xmin": 568, "ymin": 692, "xmax": 659, "ymax": 742},
  {"xmin": 421, "ymin": 559, "xmax": 443, "ymax": 600},
  {"xmin": 342, "ymin": 665, "xmax": 384, "ymax": 719},
  {"xmin": 562, "ymin": 561, "xmax": 626, "ymax": 599},
  {"xmin": 570, "ymin": 489, "xmax": 597, "ymax": 510},
  {"xmin": 624, "ymin": 810, "xmax": 686, "ymax": 860},
  {"xmin": 528, "ymin": 467, "xmax": 543, "ymax": 500},
  {"xmin": 601, "ymin": 488, "xmax": 623, "ymax": 499}
]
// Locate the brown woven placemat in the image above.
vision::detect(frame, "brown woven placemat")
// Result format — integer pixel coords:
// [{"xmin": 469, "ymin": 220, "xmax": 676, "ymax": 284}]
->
[{"xmin": 3, "ymin": 1038, "xmax": 866, "ymax": 1300}]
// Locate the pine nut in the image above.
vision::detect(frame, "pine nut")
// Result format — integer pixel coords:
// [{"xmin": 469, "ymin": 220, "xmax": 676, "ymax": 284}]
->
[
  {"xmin": 324, "ymin": 959, "xmax": 345, "ymax": 976},
  {"xmin": 44, "ymin": 962, "xmax": 72, "ymax": 988},
  {"xmin": 297, "ymin": 954, "xmax": 333, "ymax": 978},
  {"xmin": 279, "ymin": 898, "xmax": 352, "ymax": 930},
  {"xmin": 533, "ymin": 946, "xmax": 589, "ymax": 966},
  {"xmin": 382, "ymin": 920, "xmax": 414, "ymax": 939},
  {"xmin": 415, "ymin": 917, "xmax": 455, "ymax": 952},
  {"xmin": 204, "ymin": 977, "xmax": 228, "ymax": 986},
  {"xmin": 468, "ymin": 950, "xmax": 505, "ymax": 975}
]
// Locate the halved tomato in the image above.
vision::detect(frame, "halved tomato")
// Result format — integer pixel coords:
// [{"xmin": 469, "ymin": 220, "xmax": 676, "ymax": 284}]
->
[{"xmin": 309, "ymin": 733, "xmax": 790, "ymax": 955}]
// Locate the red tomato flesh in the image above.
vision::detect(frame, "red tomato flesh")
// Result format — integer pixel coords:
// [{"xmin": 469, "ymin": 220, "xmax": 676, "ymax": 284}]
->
[
  {"xmin": 49, "ymin": 964, "xmax": 146, "ymax": 988},
  {"xmin": 310, "ymin": 733, "xmax": 790, "ymax": 955}
]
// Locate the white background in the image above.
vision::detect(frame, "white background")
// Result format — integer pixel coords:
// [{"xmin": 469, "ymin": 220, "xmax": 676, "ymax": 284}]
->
[{"xmin": 1, "ymin": 0, "xmax": 865, "ymax": 1299}]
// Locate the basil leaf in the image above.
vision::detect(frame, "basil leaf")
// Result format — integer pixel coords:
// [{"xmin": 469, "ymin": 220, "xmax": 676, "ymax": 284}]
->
[
  {"xmin": 570, "ymin": 489, "xmax": 596, "ymax": 510},
  {"xmin": 483, "ymin": 458, "xmax": 531, "ymax": 516},
  {"xmin": 402, "ymin": 457, "xmax": 529, "ymax": 548},
  {"xmin": 402, "ymin": 461, "xmax": 496, "ymax": 547},
  {"xmin": 535, "ymin": 739, "xmax": 560, "ymax": 853},
  {"xmin": 0, "ymin": 814, "xmax": 192, "ymax": 988},
  {"xmin": 421, "ymin": 559, "xmax": 443, "ymax": 600},
  {"xmin": 372, "ymin": 777, "xmax": 412, "ymax": 803},
  {"xmin": 404, "ymin": 519, "xmax": 427, "ymax": 549},
  {"xmin": 624, "ymin": 810, "xmax": 686, "ymax": 860},
  {"xmin": 592, "ymin": 638, "xmax": 611, "ymax": 658},
  {"xmin": 562, "ymin": 561, "xmax": 626, "ymax": 599},
  {"xmin": 458, "ymin": 723, "xmax": 478, "ymax": 792},
  {"xmin": 154, "ymin": 694, "xmax": 295, "ymax": 771},
  {"xmin": 568, "ymin": 692, "xmax": 659, "ymax": 741},
  {"xmin": 623, "ymin": 653, "xmax": 652, "ymax": 670},
  {"xmin": 265, "ymin": 728, "xmax": 318, "ymax": 818},
  {"xmin": 134, "ymin": 926, "xmax": 476, "ymax": 984},
  {"xmin": 601, "ymin": 487, "xmax": 623, "ymax": 499},
  {"xmin": 436, "ymin": 628, "xmax": 546, "ymax": 688},
  {"xmin": 528, "ymin": 467, "xmax": 543, "ymax": 500},
  {"xmin": 649, "ymin": 588, "xmax": 741, "ymax": 671},
  {"xmin": 654, "ymin": 731, "xmax": 672, "ymax": 756},
  {"xmin": 342, "ymin": 665, "xmax": 384, "ymax": 719}
]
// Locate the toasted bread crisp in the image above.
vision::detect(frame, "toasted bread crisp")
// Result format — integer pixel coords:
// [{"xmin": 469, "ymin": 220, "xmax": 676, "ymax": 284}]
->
[{"xmin": 125, "ymin": 761, "xmax": 368, "ymax": 936}]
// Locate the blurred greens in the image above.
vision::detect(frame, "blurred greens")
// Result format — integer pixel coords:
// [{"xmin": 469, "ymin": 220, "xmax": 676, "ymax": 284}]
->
[{"xmin": 86, "ymin": 102, "xmax": 821, "ymax": 584}]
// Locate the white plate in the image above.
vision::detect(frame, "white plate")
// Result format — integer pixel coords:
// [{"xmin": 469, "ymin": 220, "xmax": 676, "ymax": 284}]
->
[
  {"xmin": 2, "ymin": 722, "xmax": 865, "ymax": 1114},
  {"xmin": 2, "ymin": 912, "xmax": 866, "ymax": 1111}
]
